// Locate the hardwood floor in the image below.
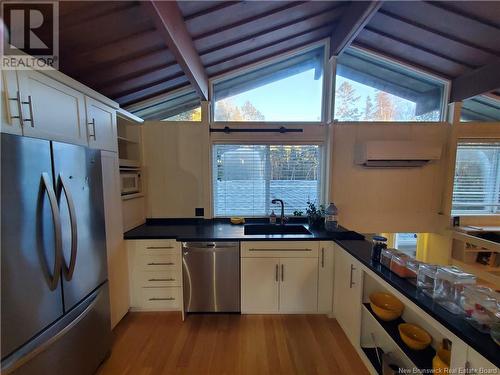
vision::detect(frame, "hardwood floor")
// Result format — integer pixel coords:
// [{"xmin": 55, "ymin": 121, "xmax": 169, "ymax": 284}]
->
[{"xmin": 98, "ymin": 312, "xmax": 369, "ymax": 375}]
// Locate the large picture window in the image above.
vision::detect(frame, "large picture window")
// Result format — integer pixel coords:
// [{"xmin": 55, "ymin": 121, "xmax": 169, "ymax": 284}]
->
[
  {"xmin": 452, "ymin": 142, "xmax": 500, "ymax": 215},
  {"xmin": 212, "ymin": 45, "xmax": 325, "ymax": 122},
  {"xmin": 212, "ymin": 144, "xmax": 322, "ymax": 217},
  {"xmin": 334, "ymin": 48, "xmax": 446, "ymax": 122}
]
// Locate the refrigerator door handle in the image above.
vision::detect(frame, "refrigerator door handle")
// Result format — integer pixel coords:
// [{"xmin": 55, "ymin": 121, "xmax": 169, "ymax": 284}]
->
[
  {"xmin": 41, "ymin": 172, "xmax": 63, "ymax": 291},
  {"xmin": 57, "ymin": 174, "xmax": 78, "ymax": 281},
  {"xmin": 1, "ymin": 293, "xmax": 99, "ymax": 374}
]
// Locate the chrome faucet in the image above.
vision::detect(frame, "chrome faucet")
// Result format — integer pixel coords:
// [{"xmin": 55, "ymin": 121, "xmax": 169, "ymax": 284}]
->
[{"xmin": 271, "ymin": 199, "xmax": 285, "ymax": 225}]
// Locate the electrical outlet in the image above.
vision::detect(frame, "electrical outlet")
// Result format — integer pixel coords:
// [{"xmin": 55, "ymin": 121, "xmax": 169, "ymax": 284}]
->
[{"xmin": 195, "ymin": 208, "xmax": 204, "ymax": 217}]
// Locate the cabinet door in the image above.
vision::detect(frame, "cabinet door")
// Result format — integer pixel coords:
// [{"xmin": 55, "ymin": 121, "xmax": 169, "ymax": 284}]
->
[
  {"xmin": 241, "ymin": 258, "xmax": 279, "ymax": 313},
  {"xmin": 466, "ymin": 347, "xmax": 496, "ymax": 373},
  {"xmin": 17, "ymin": 70, "xmax": 87, "ymax": 145},
  {"xmin": 86, "ymin": 97, "xmax": 117, "ymax": 152},
  {"xmin": 318, "ymin": 242, "xmax": 335, "ymax": 313},
  {"xmin": 101, "ymin": 151, "xmax": 129, "ymax": 328},
  {"xmin": 279, "ymin": 257, "xmax": 318, "ymax": 313},
  {"xmin": 1, "ymin": 70, "xmax": 23, "ymax": 135},
  {"xmin": 333, "ymin": 245, "xmax": 362, "ymax": 346}
]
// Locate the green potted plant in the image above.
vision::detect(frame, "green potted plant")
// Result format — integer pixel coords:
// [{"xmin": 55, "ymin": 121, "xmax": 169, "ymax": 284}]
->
[{"xmin": 306, "ymin": 200, "xmax": 325, "ymax": 229}]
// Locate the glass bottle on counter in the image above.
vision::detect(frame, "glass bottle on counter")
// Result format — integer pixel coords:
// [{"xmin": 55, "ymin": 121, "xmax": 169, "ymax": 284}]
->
[
  {"xmin": 371, "ymin": 236, "xmax": 387, "ymax": 262},
  {"xmin": 269, "ymin": 210, "xmax": 276, "ymax": 225},
  {"xmin": 324, "ymin": 202, "xmax": 338, "ymax": 231}
]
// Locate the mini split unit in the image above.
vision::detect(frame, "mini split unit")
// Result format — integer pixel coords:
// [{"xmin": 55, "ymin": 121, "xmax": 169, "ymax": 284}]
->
[{"xmin": 354, "ymin": 141, "xmax": 442, "ymax": 168}]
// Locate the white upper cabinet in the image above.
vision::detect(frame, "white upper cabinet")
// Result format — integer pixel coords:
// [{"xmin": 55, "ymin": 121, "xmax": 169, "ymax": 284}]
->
[
  {"xmin": 1, "ymin": 70, "xmax": 23, "ymax": 135},
  {"xmin": 16, "ymin": 69, "xmax": 88, "ymax": 146},
  {"xmin": 85, "ymin": 96, "xmax": 117, "ymax": 152}
]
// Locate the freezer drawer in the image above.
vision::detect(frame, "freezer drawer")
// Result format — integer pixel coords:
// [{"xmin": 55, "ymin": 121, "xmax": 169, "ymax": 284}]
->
[
  {"xmin": 1, "ymin": 284, "xmax": 111, "ymax": 375},
  {"xmin": 182, "ymin": 242, "xmax": 240, "ymax": 313}
]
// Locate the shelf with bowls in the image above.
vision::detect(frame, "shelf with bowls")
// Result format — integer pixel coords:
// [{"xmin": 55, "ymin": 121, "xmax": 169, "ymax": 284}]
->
[
  {"xmin": 363, "ymin": 303, "xmax": 435, "ymax": 372},
  {"xmin": 360, "ymin": 347, "xmax": 383, "ymax": 375}
]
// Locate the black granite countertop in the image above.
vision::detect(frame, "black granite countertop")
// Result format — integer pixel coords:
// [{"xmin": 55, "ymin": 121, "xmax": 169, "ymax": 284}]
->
[
  {"xmin": 124, "ymin": 218, "xmax": 364, "ymax": 242},
  {"xmin": 335, "ymin": 239, "xmax": 500, "ymax": 369}
]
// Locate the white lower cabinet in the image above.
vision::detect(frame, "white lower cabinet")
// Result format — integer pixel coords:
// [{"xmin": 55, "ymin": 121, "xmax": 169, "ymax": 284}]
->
[
  {"xmin": 240, "ymin": 241, "xmax": 320, "ymax": 314},
  {"xmin": 127, "ymin": 240, "xmax": 182, "ymax": 311},
  {"xmin": 318, "ymin": 241, "xmax": 335, "ymax": 313},
  {"xmin": 333, "ymin": 243, "xmax": 362, "ymax": 346},
  {"xmin": 279, "ymin": 257, "xmax": 318, "ymax": 313},
  {"xmin": 241, "ymin": 258, "xmax": 279, "ymax": 313}
]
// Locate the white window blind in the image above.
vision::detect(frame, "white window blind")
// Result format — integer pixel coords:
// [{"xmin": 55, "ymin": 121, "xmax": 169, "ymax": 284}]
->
[
  {"xmin": 213, "ymin": 145, "xmax": 321, "ymax": 217},
  {"xmin": 452, "ymin": 142, "xmax": 500, "ymax": 215}
]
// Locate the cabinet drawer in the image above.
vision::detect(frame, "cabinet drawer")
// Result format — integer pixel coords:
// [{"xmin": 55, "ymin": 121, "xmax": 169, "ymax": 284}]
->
[
  {"xmin": 241, "ymin": 241, "xmax": 319, "ymax": 258},
  {"xmin": 139, "ymin": 287, "xmax": 180, "ymax": 309},
  {"xmin": 136, "ymin": 240, "xmax": 179, "ymax": 256},
  {"xmin": 138, "ymin": 270, "xmax": 181, "ymax": 287},
  {"xmin": 139, "ymin": 254, "xmax": 180, "ymax": 271}
]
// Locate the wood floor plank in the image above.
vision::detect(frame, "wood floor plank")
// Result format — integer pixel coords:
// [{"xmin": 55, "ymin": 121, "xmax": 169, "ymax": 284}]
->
[{"xmin": 97, "ymin": 312, "xmax": 369, "ymax": 375}]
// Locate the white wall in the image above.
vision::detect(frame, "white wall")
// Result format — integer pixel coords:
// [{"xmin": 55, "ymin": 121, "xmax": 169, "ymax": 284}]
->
[
  {"xmin": 330, "ymin": 123, "xmax": 451, "ymax": 233},
  {"xmin": 142, "ymin": 121, "xmax": 210, "ymax": 218}
]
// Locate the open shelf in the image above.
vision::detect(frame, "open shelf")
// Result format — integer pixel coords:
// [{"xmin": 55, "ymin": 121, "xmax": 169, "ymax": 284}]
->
[
  {"xmin": 119, "ymin": 158, "xmax": 141, "ymax": 168},
  {"xmin": 361, "ymin": 347, "xmax": 383, "ymax": 375},
  {"xmin": 122, "ymin": 193, "xmax": 144, "ymax": 201},
  {"xmin": 117, "ymin": 136, "xmax": 139, "ymax": 144},
  {"xmin": 363, "ymin": 303, "xmax": 435, "ymax": 373}
]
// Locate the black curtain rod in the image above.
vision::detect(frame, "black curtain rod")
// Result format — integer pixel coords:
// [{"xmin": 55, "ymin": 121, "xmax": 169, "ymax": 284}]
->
[{"xmin": 209, "ymin": 126, "xmax": 303, "ymax": 134}]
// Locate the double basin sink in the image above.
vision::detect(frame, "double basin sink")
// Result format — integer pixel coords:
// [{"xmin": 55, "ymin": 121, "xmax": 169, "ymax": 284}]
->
[{"xmin": 244, "ymin": 223, "xmax": 311, "ymax": 235}]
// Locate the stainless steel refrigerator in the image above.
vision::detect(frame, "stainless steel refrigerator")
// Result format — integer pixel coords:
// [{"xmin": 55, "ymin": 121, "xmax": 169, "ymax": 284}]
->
[{"xmin": 1, "ymin": 134, "xmax": 111, "ymax": 375}]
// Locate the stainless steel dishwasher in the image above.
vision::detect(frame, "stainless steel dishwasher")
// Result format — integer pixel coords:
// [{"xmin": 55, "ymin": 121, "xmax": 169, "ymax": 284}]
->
[{"xmin": 182, "ymin": 242, "xmax": 240, "ymax": 313}]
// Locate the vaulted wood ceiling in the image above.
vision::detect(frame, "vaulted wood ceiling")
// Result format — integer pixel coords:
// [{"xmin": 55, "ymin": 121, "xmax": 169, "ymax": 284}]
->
[{"xmin": 58, "ymin": 1, "xmax": 500, "ymax": 108}]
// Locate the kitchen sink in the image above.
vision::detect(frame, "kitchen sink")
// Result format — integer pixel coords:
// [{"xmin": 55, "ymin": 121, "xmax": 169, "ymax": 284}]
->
[{"xmin": 244, "ymin": 224, "xmax": 311, "ymax": 235}]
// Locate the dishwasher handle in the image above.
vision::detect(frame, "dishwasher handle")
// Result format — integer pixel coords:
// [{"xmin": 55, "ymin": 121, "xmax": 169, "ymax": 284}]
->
[{"xmin": 183, "ymin": 247, "xmax": 238, "ymax": 255}]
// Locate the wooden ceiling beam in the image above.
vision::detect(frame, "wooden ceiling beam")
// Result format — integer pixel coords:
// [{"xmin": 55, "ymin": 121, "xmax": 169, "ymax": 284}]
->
[
  {"xmin": 141, "ymin": 1, "xmax": 208, "ymax": 100},
  {"xmin": 450, "ymin": 58, "xmax": 500, "ymax": 102},
  {"xmin": 330, "ymin": 1, "xmax": 382, "ymax": 57}
]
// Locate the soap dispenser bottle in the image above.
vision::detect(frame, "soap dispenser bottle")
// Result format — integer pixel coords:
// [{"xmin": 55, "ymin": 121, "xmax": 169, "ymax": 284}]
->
[{"xmin": 269, "ymin": 210, "xmax": 277, "ymax": 224}]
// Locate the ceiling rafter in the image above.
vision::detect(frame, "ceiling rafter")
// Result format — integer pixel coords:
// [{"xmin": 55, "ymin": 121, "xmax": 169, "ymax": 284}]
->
[
  {"xmin": 450, "ymin": 58, "xmax": 500, "ymax": 102},
  {"xmin": 190, "ymin": 2, "xmax": 307, "ymax": 40},
  {"xmin": 363, "ymin": 26, "xmax": 476, "ymax": 68},
  {"xmin": 141, "ymin": 0, "xmax": 209, "ymax": 100},
  {"xmin": 378, "ymin": 9, "xmax": 500, "ymax": 57},
  {"xmin": 197, "ymin": 3, "xmax": 345, "ymax": 56},
  {"xmin": 330, "ymin": 1, "xmax": 382, "ymax": 57}
]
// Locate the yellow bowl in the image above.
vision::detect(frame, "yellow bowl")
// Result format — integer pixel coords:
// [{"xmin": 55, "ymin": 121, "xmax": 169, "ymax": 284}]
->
[
  {"xmin": 230, "ymin": 217, "xmax": 245, "ymax": 225},
  {"xmin": 398, "ymin": 323, "xmax": 432, "ymax": 351},
  {"xmin": 433, "ymin": 348, "xmax": 451, "ymax": 374},
  {"xmin": 369, "ymin": 292, "xmax": 404, "ymax": 321}
]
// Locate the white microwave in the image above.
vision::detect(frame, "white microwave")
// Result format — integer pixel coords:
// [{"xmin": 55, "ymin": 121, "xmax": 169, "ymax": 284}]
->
[{"xmin": 120, "ymin": 171, "xmax": 140, "ymax": 195}]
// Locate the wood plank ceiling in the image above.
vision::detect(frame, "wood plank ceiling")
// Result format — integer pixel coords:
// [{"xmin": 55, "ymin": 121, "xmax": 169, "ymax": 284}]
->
[{"xmin": 58, "ymin": 1, "xmax": 500, "ymax": 108}]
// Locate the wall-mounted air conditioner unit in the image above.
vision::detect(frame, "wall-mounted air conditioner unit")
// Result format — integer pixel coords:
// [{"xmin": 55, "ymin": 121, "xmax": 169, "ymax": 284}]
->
[{"xmin": 354, "ymin": 141, "xmax": 442, "ymax": 168}]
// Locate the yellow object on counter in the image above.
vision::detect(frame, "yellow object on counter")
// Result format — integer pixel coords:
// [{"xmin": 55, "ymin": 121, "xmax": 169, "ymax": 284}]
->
[
  {"xmin": 398, "ymin": 323, "xmax": 432, "ymax": 350},
  {"xmin": 369, "ymin": 292, "xmax": 404, "ymax": 321},
  {"xmin": 230, "ymin": 217, "xmax": 245, "ymax": 225}
]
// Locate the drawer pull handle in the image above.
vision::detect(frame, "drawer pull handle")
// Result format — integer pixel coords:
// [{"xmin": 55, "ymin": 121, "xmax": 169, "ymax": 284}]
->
[
  {"xmin": 148, "ymin": 278, "xmax": 175, "ymax": 282},
  {"xmin": 149, "ymin": 297, "xmax": 175, "ymax": 301},
  {"xmin": 248, "ymin": 248, "xmax": 311, "ymax": 252},
  {"xmin": 147, "ymin": 262, "xmax": 175, "ymax": 266},
  {"xmin": 146, "ymin": 246, "xmax": 174, "ymax": 250}
]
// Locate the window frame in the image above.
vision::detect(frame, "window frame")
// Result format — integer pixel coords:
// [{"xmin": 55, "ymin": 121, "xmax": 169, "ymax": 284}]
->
[
  {"xmin": 208, "ymin": 39, "xmax": 330, "ymax": 124},
  {"xmin": 331, "ymin": 45, "xmax": 451, "ymax": 123},
  {"xmin": 209, "ymin": 140, "xmax": 327, "ymax": 218},
  {"xmin": 451, "ymin": 139, "xmax": 500, "ymax": 216}
]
